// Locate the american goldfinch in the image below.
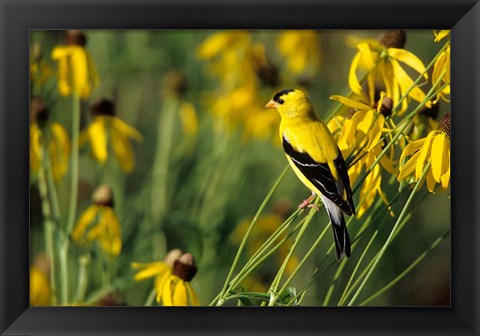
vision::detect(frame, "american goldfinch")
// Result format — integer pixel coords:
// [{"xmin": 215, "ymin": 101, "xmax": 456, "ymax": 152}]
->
[{"xmin": 265, "ymin": 89, "xmax": 355, "ymax": 261}]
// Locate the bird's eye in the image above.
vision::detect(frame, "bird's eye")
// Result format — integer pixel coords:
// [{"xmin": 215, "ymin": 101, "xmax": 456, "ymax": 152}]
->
[{"xmin": 278, "ymin": 98, "xmax": 284, "ymax": 105}]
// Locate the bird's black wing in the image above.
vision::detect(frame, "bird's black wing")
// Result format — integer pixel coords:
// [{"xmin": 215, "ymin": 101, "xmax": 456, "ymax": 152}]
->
[
  {"xmin": 332, "ymin": 147, "xmax": 355, "ymax": 215},
  {"xmin": 283, "ymin": 136, "xmax": 354, "ymax": 216}
]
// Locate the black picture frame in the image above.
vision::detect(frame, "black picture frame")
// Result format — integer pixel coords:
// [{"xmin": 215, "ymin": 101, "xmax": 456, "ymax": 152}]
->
[{"xmin": 1, "ymin": 0, "xmax": 479, "ymax": 335}]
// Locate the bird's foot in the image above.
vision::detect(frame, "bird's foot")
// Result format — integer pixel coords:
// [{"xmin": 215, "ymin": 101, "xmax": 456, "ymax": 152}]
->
[{"xmin": 298, "ymin": 195, "xmax": 319, "ymax": 212}]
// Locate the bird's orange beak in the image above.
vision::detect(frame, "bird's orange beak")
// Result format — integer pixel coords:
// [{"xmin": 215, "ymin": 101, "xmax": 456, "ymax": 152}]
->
[{"xmin": 265, "ymin": 99, "xmax": 277, "ymax": 109}]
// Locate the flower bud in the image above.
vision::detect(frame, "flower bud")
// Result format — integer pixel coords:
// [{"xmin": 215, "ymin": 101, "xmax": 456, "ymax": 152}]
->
[
  {"xmin": 30, "ymin": 96, "xmax": 49, "ymax": 123},
  {"xmin": 172, "ymin": 253, "xmax": 197, "ymax": 282},
  {"xmin": 90, "ymin": 99, "xmax": 115, "ymax": 117},
  {"xmin": 92, "ymin": 184, "xmax": 114, "ymax": 207},
  {"xmin": 438, "ymin": 112, "xmax": 450, "ymax": 137},
  {"xmin": 164, "ymin": 249, "xmax": 183, "ymax": 267},
  {"xmin": 65, "ymin": 30, "xmax": 87, "ymax": 47},
  {"xmin": 379, "ymin": 30, "xmax": 407, "ymax": 48},
  {"xmin": 379, "ymin": 96, "xmax": 393, "ymax": 117},
  {"xmin": 163, "ymin": 71, "xmax": 187, "ymax": 97}
]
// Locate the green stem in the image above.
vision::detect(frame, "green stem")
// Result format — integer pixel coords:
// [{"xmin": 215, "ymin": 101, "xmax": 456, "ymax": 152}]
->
[
  {"xmin": 60, "ymin": 93, "xmax": 81, "ymax": 305},
  {"xmin": 359, "ymin": 230, "xmax": 450, "ymax": 306},
  {"xmin": 347, "ymin": 163, "xmax": 431, "ymax": 306},
  {"xmin": 144, "ymin": 288, "xmax": 157, "ymax": 306},
  {"xmin": 37, "ymin": 161, "xmax": 57, "ymax": 305},
  {"xmin": 224, "ymin": 217, "xmax": 307, "ymax": 300},
  {"xmin": 75, "ymin": 253, "xmax": 90, "ymax": 303},
  {"xmin": 214, "ymin": 166, "xmax": 289, "ymax": 306},
  {"xmin": 276, "ymin": 217, "xmax": 331, "ymax": 306},
  {"xmin": 66, "ymin": 93, "xmax": 81, "ymax": 233},
  {"xmin": 268, "ymin": 204, "xmax": 317, "ymax": 306}
]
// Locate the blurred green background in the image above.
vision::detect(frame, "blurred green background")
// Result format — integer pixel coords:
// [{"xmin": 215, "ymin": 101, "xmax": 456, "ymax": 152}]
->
[{"xmin": 30, "ymin": 30, "xmax": 450, "ymax": 306}]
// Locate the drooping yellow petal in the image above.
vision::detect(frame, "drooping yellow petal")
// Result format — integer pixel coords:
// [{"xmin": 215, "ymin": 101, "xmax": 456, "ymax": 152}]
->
[
  {"xmin": 391, "ymin": 59, "xmax": 428, "ymax": 104},
  {"xmin": 357, "ymin": 42, "xmax": 375, "ymax": 69},
  {"xmin": 131, "ymin": 262, "xmax": 169, "ymax": 281},
  {"xmin": 72, "ymin": 205, "xmax": 99, "ymax": 245},
  {"xmin": 86, "ymin": 117, "xmax": 108, "ymax": 163},
  {"xmin": 110, "ymin": 129, "xmax": 135, "ymax": 173},
  {"xmin": 366, "ymin": 116, "xmax": 384, "ymax": 152},
  {"xmin": 400, "ymin": 138, "xmax": 425, "ymax": 163},
  {"xmin": 100, "ymin": 207, "xmax": 122, "ymax": 256},
  {"xmin": 111, "ymin": 117, "xmax": 143, "ymax": 141},
  {"xmin": 356, "ymin": 109, "xmax": 374, "ymax": 139},
  {"xmin": 161, "ymin": 276, "xmax": 175, "ymax": 306},
  {"xmin": 330, "ymin": 95, "xmax": 370, "ymax": 111},
  {"xmin": 434, "ymin": 30, "xmax": 450, "ymax": 42},
  {"xmin": 398, "ymin": 151, "xmax": 421, "ymax": 181},
  {"xmin": 172, "ymin": 279, "xmax": 188, "ymax": 306},
  {"xmin": 426, "ymin": 167, "xmax": 436, "ymax": 192},
  {"xmin": 186, "ymin": 283, "xmax": 200, "ymax": 306},
  {"xmin": 431, "ymin": 132, "xmax": 446, "ymax": 181},
  {"xmin": 70, "ymin": 46, "xmax": 90, "ymax": 99},
  {"xmin": 348, "ymin": 52, "xmax": 364, "ymax": 96},
  {"xmin": 440, "ymin": 141, "xmax": 450, "ymax": 189},
  {"xmin": 415, "ymin": 131, "xmax": 435, "ymax": 180},
  {"xmin": 388, "ymin": 48, "xmax": 428, "ymax": 79}
]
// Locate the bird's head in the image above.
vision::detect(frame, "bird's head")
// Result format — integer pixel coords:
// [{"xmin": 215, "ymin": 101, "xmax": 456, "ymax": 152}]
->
[{"xmin": 265, "ymin": 89, "xmax": 314, "ymax": 118}]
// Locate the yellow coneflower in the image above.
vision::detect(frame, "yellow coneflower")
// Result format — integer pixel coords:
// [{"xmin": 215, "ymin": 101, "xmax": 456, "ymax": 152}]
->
[
  {"xmin": 398, "ymin": 113, "xmax": 450, "ymax": 193},
  {"xmin": 197, "ymin": 31, "xmax": 257, "ymax": 88},
  {"xmin": 327, "ymin": 94, "xmax": 397, "ymax": 217},
  {"xmin": 30, "ymin": 96, "xmax": 70, "ymax": 181},
  {"xmin": 72, "ymin": 185, "xmax": 122, "ymax": 256},
  {"xmin": 51, "ymin": 30, "xmax": 98, "ymax": 99},
  {"xmin": 349, "ymin": 30, "xmax": 429, "ymax": 114},
  {"xmin": 277, "ymin": 30, "xmax": 321, "ymax": 76},
  {"xmin": 432, "ymin": 30, "xmax": 450, "ymax": 103},
  {"xmin": 132, "ymin": 250, "xmax": 200, "ymax": 306},
  {"xmin": 197, "ymin": 31, "xmax": 280, "ymax": 143},
  {"xmin": 80, "ymin": 99, "xmax": 143, "ymax": 173},
  {"xmin": 330, "ymin": 93, "xmax": 395, "ymax": 161}
]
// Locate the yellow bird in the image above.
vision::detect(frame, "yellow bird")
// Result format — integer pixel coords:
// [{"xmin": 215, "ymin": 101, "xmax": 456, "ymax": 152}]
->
[{"xmin": 265, "ymin": 89, "xmax": 355, "ymax": 261}]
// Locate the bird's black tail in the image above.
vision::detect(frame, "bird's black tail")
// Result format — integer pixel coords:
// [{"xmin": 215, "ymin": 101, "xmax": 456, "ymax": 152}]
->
[
  {"xmin": 321, "ymin": 195, "xmax": 351, "ymax": 261},
  {"xmin": 331, "ymin": 212, "xmax": 351, "ymax": 262}
]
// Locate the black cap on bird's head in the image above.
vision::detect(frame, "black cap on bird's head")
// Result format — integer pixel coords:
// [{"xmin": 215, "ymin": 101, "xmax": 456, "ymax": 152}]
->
[
  {"xmin": 273, "ymin": 89, "xmax": 295, "ymax": 105},
  {"xmin": 265, "ymin": 89, "xmax": 295, "ymax": 109}
]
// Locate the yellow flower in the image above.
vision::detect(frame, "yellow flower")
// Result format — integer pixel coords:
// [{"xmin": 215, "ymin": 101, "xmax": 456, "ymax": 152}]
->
[
  {"xmin": 330, "ymin": 93, "xmax": 395, "ymax": 160},
  {"xmin": 348, "ymin": 30, "xmax": 429, "ymax": 114},
  {"xmin": 327, "ymin": 94, "xmax": 397, "ymax": 217},
  {"xmin": 80, "ymin": 99, "xmax": 142, "ymax": 173},
  {"xmin": 197, "ymin": 31, "xmax": 257, "ymax": 89},
  {"xmin": 30, "ymin": 266, "xmax": 50, "ymax": 306},
  {"xmin": 132, "ymin": 250, "xmax": 200, "ymax": 306},
  {"xmin": 72, "ymin": 185, "xmax": 122, "ymax": 256},
  {"xmin": 197, "ymin": 31, "xmax": 279, "ymax": 143},
  {"xmin": 30, "ymin": 97, "xmax": 70, "ymax": 181},
  {"xmin": 432, "ymin": 31, "xmax": 450, "ymax": 103},
  {"xmin": 277, "ymin": 30, "xmax": 321, "ymax": 75},
  {"xmin": 51, "ymin": 30, "xmax": 98, "ymax": 99},
  {"xmin": 398, "ymin": 113, "xmax": 450, "ymax": 192}
]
